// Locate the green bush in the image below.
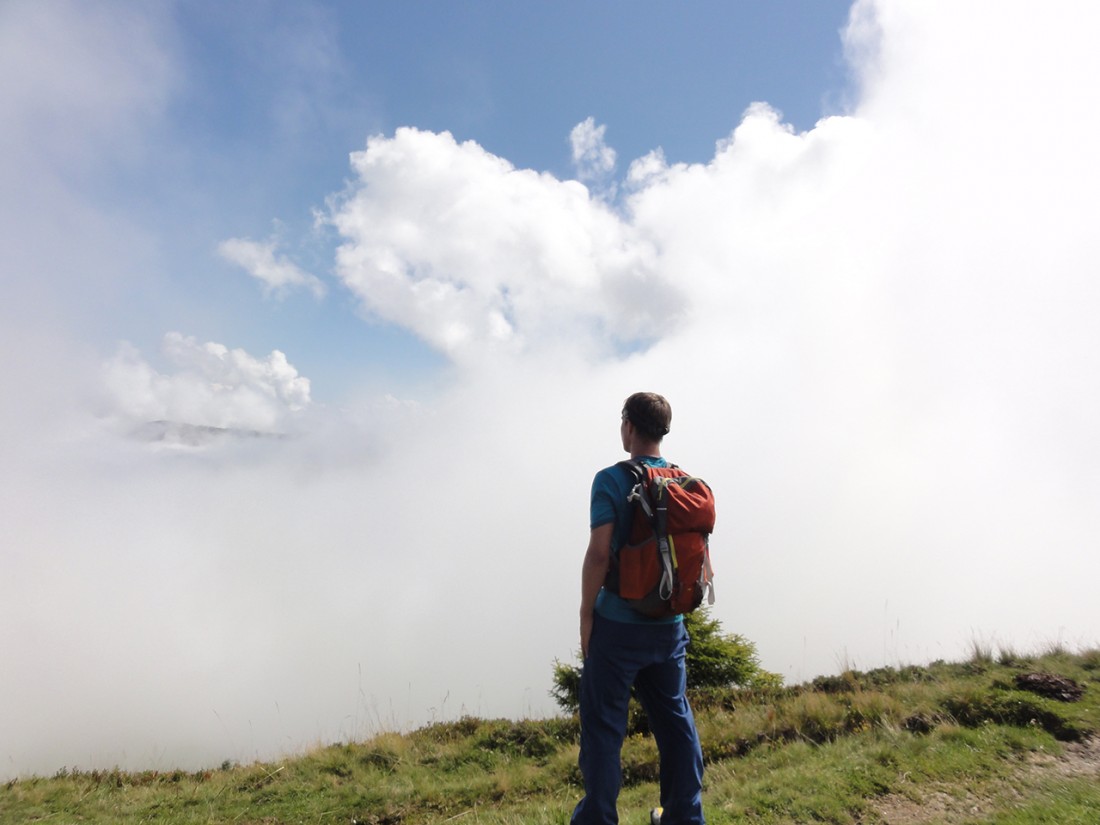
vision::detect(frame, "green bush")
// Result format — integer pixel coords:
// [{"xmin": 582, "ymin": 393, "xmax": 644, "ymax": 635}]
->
[
  {"xmin": 682, "ymin": 608, "xmax": 782, "ymax": 691},
  {"xmin": 550, "ymin": 657, "xmax": 583, "ymax": 715},
  {"xmin": 550, "ymin": 606, "xmax": 780, "ymax": 713}
]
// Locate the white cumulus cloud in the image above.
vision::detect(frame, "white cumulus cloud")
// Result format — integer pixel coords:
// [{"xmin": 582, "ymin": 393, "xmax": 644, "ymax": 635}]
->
[
  {"xmin": 323, "ymin": 0, "xmax": 1100, "ymax": 696},
  {"xmin": 570, "ymin": 116, "xmax": 617, "ymax": 183},
  {"xmin": 327, "ymin": 126, "xmax": 681, "ymax": 364},
  {"xmin": 217, "ymin": 236, "xmax": 326, "ymax": 299},
  {"xmin": 103, "ymin": 332, "xmax": 311, "ymax": 432}
]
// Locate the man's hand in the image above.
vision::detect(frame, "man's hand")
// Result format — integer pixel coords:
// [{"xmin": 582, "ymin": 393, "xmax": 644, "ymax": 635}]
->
[{"xmin": 580, "ymin": 610, "xmax": 594, "ymax": 660}]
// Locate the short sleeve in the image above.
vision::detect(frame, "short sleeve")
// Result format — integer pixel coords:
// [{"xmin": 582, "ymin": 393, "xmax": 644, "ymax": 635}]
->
[{"xmin": 589, "ymin": 468, "xmax": 619, "ymax": 530}]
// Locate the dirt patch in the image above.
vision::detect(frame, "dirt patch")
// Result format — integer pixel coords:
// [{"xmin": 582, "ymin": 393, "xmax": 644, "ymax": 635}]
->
[
  {"xmin": 1025, "ymin": 734, "xmax": 1100, "ymax": 779},
  {"xmin": 870, "ymin": 787, "xmax": 993, "ymax": 824},
  {"xmin": 868, "ymin": 736, "xmax": 1100, "ymax": 824}
]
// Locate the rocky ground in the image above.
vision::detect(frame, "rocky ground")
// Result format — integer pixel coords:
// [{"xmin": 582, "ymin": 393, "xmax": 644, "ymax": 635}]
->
[{"xmin": 871, "ymin": 735, "xmax": 1100, "ymax": 824}]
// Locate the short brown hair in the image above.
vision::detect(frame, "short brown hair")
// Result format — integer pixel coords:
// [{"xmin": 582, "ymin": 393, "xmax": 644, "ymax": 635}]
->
[{"xmin": 622, "ymin": 392, "xmax": 672, "ymax": 442}]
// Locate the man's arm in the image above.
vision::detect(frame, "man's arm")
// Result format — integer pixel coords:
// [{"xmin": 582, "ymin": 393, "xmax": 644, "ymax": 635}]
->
[{"xmin": 579, "ymin": 522, "xmax": 614, "ymax": 660}]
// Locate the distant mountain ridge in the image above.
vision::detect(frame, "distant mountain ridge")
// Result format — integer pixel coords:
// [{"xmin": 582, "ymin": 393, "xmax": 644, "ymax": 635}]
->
[{"xmin": 130, "ymin": 420, "xmax": 287, "ymax": 447}]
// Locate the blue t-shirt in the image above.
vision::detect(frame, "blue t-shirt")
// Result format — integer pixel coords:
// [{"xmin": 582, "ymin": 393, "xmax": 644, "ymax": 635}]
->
[{"xmin": 590, "ymin": 455, "xmax": 682, "ymax": 625}]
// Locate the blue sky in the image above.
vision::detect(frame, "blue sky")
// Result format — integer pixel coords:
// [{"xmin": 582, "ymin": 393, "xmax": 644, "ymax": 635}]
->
[
  {"xmin": 80, "ymin": 1, "xmax": 855, "ymax": 401},
  {"xmin": 3, "ymin": 0, "xmax": 1100, "ymax": 780}
]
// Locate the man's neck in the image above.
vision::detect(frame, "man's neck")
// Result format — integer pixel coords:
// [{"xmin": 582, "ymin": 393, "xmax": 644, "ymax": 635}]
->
[{"xmin": 629, "ymin": 440, "xmax": 662, "ymax": 460}]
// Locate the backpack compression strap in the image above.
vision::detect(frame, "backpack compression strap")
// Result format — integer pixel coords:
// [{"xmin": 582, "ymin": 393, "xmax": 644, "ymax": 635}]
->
[{"xmin": 650, "ymin": 475, "xmax": 676, "ymax": 601}]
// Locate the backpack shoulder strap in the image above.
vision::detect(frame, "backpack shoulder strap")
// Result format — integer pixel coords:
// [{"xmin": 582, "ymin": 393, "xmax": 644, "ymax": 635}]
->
[{"xmin": 616, "ymin": 460, "xmax": 654, "ymax": 522}]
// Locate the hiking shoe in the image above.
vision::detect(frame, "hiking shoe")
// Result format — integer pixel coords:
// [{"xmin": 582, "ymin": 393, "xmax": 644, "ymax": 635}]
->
[{"xmin": 649, "ymin": 807, "xmax": 663, "ymax": 825}]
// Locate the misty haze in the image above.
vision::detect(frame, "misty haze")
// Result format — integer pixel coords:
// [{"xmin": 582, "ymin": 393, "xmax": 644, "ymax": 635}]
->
[{"xmin": 2, "ymin": 0, "xmax": 1098, "ymax": 783}]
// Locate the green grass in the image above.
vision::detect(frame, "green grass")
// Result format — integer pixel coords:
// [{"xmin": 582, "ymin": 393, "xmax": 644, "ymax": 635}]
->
[{"xmin": 3, "ymin": 649, "xmax": 1097, "ymax": 824}]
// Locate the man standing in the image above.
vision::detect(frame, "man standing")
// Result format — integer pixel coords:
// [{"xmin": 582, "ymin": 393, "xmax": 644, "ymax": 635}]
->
[{"xmin": 572, "ymin": 392, "xmax": 705, "ymax": 825}]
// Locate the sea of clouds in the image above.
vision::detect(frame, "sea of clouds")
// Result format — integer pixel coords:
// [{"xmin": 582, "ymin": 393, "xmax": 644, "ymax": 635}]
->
[{"xmin": 2, "ymin": 0, "xmax": 1099, "ymax": 778}]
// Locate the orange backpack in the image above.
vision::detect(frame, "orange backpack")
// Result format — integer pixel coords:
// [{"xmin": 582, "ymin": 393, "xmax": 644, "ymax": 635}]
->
[{"xmin": 605, "ymin": 460, "xmax": 716, "ymax": 617}]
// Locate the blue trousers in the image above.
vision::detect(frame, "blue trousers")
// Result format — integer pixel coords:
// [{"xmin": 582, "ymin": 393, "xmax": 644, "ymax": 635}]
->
[{"xmin": 571, "ymin": 613, "xmax": 705, "ymax": 825}]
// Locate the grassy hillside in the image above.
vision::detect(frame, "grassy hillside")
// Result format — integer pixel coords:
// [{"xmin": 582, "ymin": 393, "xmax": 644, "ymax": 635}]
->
[{"xmin": 4, "ymin": 647, "xmax": 1098, "ymax": 824}]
